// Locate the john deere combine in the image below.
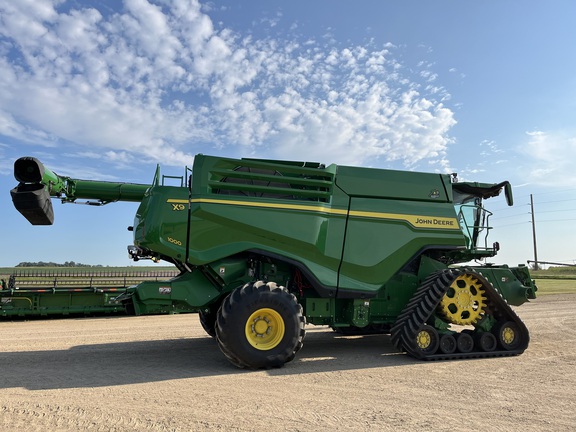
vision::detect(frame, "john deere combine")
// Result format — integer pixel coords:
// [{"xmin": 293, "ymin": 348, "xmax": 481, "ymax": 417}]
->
[{"xmin": 10, "ymin": 155, "xmax": 536, "ymax": 368}]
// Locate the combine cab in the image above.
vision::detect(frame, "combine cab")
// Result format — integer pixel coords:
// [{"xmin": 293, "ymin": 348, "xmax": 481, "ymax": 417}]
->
[{"xmin": 10, "ymin": 155, "xmax": 537, "ymax": 368}]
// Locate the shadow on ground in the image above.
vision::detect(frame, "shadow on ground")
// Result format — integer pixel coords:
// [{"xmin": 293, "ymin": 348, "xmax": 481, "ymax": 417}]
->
[{"xmin": 0, "ymin": 328, "xmax": 415, "ymax": 390}]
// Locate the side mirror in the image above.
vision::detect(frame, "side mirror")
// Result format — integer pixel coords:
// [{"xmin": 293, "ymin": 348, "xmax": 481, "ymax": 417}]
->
[{"xmin": 504, "ymin": 182, "xmax": 513, "ymax": 206}]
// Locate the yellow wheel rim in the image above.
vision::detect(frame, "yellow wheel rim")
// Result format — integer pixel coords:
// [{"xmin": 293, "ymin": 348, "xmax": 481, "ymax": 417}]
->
[
  {"xmin": 245, "ymin": 308, "xmax": 285, "ymax": 351},
  {"xmin": 502, "ymin": 326, "xmax": 515, "ymax": 345},
  {"xmin": 438, "ymin": 274, "xmax": 487, "ymax": 325},
  {"xmin": 416, "ymin": 329, "xmax": 432, "ymax": 349}
]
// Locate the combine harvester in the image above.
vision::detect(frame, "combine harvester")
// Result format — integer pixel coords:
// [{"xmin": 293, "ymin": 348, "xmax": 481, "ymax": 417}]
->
[{"xmin": 10, "ymin": 155, "xmax": 536, "ymax": 368}]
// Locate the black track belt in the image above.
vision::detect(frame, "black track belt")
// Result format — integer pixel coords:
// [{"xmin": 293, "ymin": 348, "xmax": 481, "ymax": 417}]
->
[{"xmin": 390, "ymin": 267, "xmax": 530, "ymax": 360}]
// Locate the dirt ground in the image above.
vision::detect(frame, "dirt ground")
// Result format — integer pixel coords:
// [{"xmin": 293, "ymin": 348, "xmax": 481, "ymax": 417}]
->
[{"xmin": 1, "ymin": 294, "xmax": 575, "ymax": 431}]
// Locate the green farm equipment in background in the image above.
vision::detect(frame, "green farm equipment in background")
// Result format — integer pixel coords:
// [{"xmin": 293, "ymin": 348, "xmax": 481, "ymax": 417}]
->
[
  {"xmin": 10, "ymin": 155, "xmax": 536, "ymax": 368},
  {"xmin": 1, "ymin": 268, "xmax": 179, "ymax": 317}
]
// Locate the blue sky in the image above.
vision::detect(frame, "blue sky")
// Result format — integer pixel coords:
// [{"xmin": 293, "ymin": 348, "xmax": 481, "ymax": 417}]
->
[{"xmin": 1, "ymin": 0, "xmax": 575, "ymax": 268}]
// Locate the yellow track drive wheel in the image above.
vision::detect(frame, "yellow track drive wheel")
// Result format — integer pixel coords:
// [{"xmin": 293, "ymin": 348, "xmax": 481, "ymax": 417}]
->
[
  {"xmin": 438, "ymin": 273, "xmax": 487, "ymax": 325},
  {"xmin": 245, "ymin": 308, "xmax": 285, "ymax": 350}
]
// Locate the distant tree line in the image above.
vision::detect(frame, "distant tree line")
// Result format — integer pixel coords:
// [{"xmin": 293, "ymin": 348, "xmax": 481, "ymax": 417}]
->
[{"xmin": 16, "ymin": 261, "xmax": 103, "ymax": 268}]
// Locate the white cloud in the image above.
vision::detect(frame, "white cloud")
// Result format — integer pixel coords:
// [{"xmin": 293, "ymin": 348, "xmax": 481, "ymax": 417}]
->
[
  {"xmin": 0, "ymin": 142, "xmax": 9, "ymax": 171},
  {"xmin": 0, "ymin": 0, "xmax": 456, "ymax": 169},
  {"xmin": 520, "ymin": 130, "xmax": 576, "ymax": 185},
  {"xmin": 0, "ymin": 110, "xmax": 59, "ymax": 147}
]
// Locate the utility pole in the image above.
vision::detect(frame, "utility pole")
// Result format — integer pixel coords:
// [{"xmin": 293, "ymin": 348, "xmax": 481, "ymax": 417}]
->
[{"xmin": 530, "ymin": 194, "xmax": 539, "ymax": 270}]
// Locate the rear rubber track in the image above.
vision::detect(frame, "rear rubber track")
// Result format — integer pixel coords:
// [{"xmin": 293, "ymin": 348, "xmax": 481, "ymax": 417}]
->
[{"xmin": 390, "ymin": 267, "xmax": 529, "ymax": 360}]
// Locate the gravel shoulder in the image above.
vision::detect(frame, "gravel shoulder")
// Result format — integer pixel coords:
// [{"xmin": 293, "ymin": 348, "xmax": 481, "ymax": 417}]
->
[{"xmin": 1, "ymin": 294, "xmax": 575, "ymax": 431}]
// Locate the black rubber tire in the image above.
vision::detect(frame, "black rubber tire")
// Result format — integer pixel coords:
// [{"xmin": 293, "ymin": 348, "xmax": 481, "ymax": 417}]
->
[
  {"xmin": 493, "ymin": 320, "xmax": 523, "ymax": 351},
  {"xmin": 199, "ymin": 301, "xmax": 224, "ymax": 338},
  {"xmin": 414, "ymin": 325, "xmax": 440, "ymax": 356},
  {"xmin": 456, "ymin": 332, "xmax": 474, "ymax": 353},
  {"xmin": 476, "ymin": 331, "xmax": 498, "ymax": 352},
  {"xmin": 215, "ymin": 281, "xmax": 306, "ymax": 369},
  {"xmin": 439, "ymin": 333, "xmax": 457, "ymax": 354}
]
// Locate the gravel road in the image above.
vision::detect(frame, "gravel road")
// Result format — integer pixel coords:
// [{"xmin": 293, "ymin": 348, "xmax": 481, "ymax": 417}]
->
[{"xmin": 1, "ymin": 294, "xmax": 574, "ymax": 431}]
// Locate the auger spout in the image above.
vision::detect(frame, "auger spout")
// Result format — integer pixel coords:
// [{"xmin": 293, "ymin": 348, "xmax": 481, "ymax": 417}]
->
[{"xmin": 11, "ymin": 157, "xmax": 150, "ymax": 225}]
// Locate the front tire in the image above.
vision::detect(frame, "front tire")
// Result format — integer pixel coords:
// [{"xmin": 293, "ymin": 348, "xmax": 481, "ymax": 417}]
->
[{"xmin": 215, "ymin": 281, "xmax": 306, "ymax": 369}]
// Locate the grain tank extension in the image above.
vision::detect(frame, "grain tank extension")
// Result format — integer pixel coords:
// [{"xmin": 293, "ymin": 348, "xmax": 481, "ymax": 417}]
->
[{"xmin": 11, "ymin": 155, "xmax": 537, "ymax": 368}]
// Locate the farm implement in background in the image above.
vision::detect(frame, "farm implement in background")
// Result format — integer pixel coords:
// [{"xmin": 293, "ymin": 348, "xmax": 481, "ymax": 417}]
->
[{"xmin": 1, "ymin": 268, "xmax": 179, "ymax": 317}]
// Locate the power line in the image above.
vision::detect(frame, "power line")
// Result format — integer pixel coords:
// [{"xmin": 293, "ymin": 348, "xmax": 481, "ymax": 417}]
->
[
  {"xmin": 536, "ymin": 198, "xmax": 576, "ymax": 205},
  {"xmin": 492, "ymin": 218, "xmax": 576, "ymax": 226},
  {"xmin": 495, "ymin": 222, "xmax": 531, "ymax": 228},
  {"xmin": 536, "ymin": 209, "xmax": 576, "ymax": 214},
  {"xmin": 535, "ymin": 219, "xmax": 576, "ymax": 223},
  {"xmin": 532, "ymin": 188, "xmax": 576, "ymax": 195},
  {"xmin": 489, "ymin": 200, "xmax": 576, "ymax": 213},
  {"xmin": 492, "ymin": 215, "xmax": 530, "ymax": 221},
  {"xmin": 515, "ymin": 188, "xmax": 576, "ymax": 199}
]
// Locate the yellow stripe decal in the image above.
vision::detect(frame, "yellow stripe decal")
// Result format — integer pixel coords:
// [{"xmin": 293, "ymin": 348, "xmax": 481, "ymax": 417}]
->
[{"xmin": 167, "ymin": 198, "xmax": 460, "ymax": 230}]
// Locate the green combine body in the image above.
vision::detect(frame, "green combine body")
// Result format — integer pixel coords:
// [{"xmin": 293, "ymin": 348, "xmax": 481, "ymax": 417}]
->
[{"xmin": 10, "ymin": 155, "xmax": 537, "ymax": 368}]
